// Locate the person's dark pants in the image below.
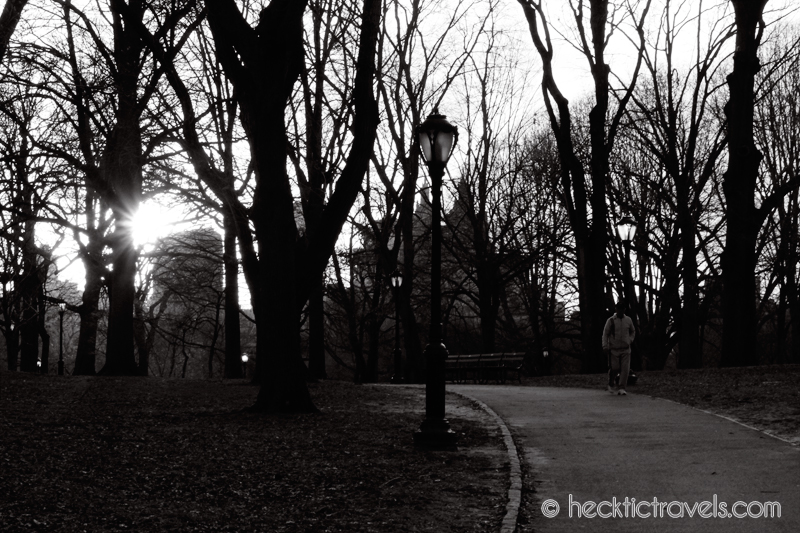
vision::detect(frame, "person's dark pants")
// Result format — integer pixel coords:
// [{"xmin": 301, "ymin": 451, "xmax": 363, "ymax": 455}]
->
[{"xmin": 607, "ymin": 349, "xmax": 631, "ymax": 389}]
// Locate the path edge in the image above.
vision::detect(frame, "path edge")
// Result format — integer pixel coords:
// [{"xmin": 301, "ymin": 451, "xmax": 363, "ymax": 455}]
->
[
  {"xmin": 650, "ymin": 394, "xmax": 799, "ymax": 447},
  {"xmin": 451, "ymin": 390, "xmax": 522, "ymax": 533}
]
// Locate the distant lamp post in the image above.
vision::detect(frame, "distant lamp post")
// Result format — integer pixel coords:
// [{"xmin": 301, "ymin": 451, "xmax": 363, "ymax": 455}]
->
[
  {"xmin": 241, "ymin": 353, "xmax": 248, "ymax": 379},
  {"xmin": 414, "ymin": 108, "xmax": 458, "ymax": 448},
  {"xmin": 616, "ymin": 216, "xmax": 637, "ymax": 245},
  {"xmin": 617, "ymin": 215, "xmax": 636, "ymax": 300},
  {"xmin": 390, "ymin": 269, "xmax": 404, "ymax": 384},
  {"xmin": 616, "ymin": 215, "xmax": 639, "ymax": 368},
  {"xmin": 616, "ymin": 216, "xmax": 638, "ymax": 298},
  {"xmin": 1, "ymin": 271, "xmax": 10, "ymax": 333},
  {"xmin": 58, "ymin": 302, "xmax": 66, "ymax": 376}
]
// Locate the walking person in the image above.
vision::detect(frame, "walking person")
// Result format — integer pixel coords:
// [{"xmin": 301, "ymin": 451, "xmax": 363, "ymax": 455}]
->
[{"xmin": 602, "ymin": 301, "xmax": 636, "ymax": 395}]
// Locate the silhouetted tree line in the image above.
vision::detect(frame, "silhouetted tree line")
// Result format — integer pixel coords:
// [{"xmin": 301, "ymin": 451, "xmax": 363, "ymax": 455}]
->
[{"xmin": 1, "ymin": 0, "xmax": 799, "ymax": 409}]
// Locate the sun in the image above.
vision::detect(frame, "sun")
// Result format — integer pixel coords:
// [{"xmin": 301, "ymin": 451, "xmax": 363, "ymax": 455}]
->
[{"xmin": 130, "ymin": 202, "xmax": 174, "ymax": 248}]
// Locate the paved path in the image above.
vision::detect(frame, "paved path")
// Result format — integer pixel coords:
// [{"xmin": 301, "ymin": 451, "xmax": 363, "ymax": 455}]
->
[{"xmin": 452, "ymin": 385, "xmax": 800, "ymax": 532}]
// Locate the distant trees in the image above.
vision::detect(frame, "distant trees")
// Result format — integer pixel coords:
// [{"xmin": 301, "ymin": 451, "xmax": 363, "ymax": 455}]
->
[{"xmin": 753, "ymin": 26, "xmax": 800, "ymax": 364}]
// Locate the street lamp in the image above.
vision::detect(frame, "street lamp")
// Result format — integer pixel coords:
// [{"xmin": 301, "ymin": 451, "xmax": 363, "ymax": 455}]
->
[
  {"xmin": 414, "ymin": 108, "xmax": 458, "ymax": 448},
  {"xmin": 390, "ymin": 269, "xmax": 403, "ymax": 384},
  {"xmin": 58, "ymin": 302, "xmax": 66, "ymax": 376},
  {"xmin": 241, "ymin": 353, "xmax": 248, "ymax": 379},
  {"xmin": 616, "ymin": 216, "xmax": 637, "ymax": 244},
  {"xmin": 615, "ymin": 216, "xmax": 638, "ymax": 302},
  {"xmin": 616, "ymin": 215, "xmax": 640, "ymax": 370}
]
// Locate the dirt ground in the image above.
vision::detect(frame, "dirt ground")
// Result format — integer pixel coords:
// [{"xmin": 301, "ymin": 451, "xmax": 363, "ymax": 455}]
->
[{"xmin": 0, "ymin": 373, "xmax": 507, "ymax": 532}]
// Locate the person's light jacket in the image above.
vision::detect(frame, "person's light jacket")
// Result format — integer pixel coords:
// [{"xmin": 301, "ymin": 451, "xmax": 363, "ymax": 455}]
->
[{"xmin": 602, "ymin": 314, "xmax": 636, "ymax": 353}]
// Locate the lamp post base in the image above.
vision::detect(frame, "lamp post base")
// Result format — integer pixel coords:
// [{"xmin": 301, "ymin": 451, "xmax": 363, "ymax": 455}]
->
[
  {"xmin": 58, "ymin": 360, "xmax": 64, "ymax": 376},
  {"xmin": 413, "ymin": 418, "xmax": 457, "ymax": 449}
]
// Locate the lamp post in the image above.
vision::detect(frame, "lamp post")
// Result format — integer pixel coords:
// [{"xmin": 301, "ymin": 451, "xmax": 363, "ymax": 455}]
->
[
  {"xmin": 390, "ymin": 269, "xmax": 404, "ymax": 384},
  {"xmin": 241, "ymin": 353, "xmax": 248, "ymax": 379},
  {"xmin": 616, "ymin": 215, "xmax": 640, "ymax": 370},
  {"xmin": 58, "ymin": 302, "xmax": 66, "ymax": 376},
  {"xmin": 615, "ymin": 215, "xmax": 638, "ymax": 307},
  {"xmin": 413, "ymin": 108, "xmax": 458, "ymax": 448}
]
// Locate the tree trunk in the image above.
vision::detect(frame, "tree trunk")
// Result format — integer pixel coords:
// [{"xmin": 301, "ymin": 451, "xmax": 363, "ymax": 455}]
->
[
  {"xmin": 38, "ymin": 317, "xmax": 50, "ymax": 375},
  {"xmin": 307, "ymin": 271, "xmax": 327, "ymax": 380},
  {"xmin": 18, "ymin": 245, "xmax": 39, "ymax": 373},
  {"xmin": 5, "ymin": 326, "xmax": 19, "ymax": 371},
  {"xmin": 789, "ymin": 275, "xmax": 800, "ymax": 365},
  {"xmin": 253, "ymin": 218, "xmax": 314, "ymax": 410},
  {"xmin": 73, "ymin": 254, "xmax": 102, "ymax": 375},
  {"xmin": 787, "ymin": 192, "xmax": 800, "ymax": 364},
  {"xmin": 100, "ymin": 3, "xmax": 145, "ymax": 376},
  {"xmin": 476, "ymin": 270, "xmax": 498, "ymax": 353},
  {"xmin": 18, "ymin": 157, "xmax": 39, "ymax": 373},
  {"xmin": 0, "ymin": 0, "xmax": 29, "ymax": 64},
  {"xmin": 400, "ymin": 167, "xmax": 424, "ymax": 383},
  {"xmin": 222, "ymin": 210, "xmax": 242, "ymax": 378},
  {"xmin": 676, "ymin": 175, "xmax": 702, "ymax": 368},
  {"xmin": 720, "ymin": 0, "xmax": 767, "ymax": 367},
  {"xmin": 18, "ymin": 281, "xmax": 38, "ymax": 372},
  {"xmin": 208, "ymin": 295, "xmax": 223, "ymax": 378},
  {"xmin": 103, "ymin": 226, "xmax": 139, "ymax": 375},
  {"xmin": 133, "ymin": 297, "xmax": 150, "ymax": 376},
  {"xmin": 364, "ymin": 263, "xmax": 385, "ymax": 383},
  {"xmin": 582, "ymin": 0, "xmax": 614, "ymax": 373},
  {"xmin": 37, "ymin": 287, "xmax": 49, "ymax": 374}
]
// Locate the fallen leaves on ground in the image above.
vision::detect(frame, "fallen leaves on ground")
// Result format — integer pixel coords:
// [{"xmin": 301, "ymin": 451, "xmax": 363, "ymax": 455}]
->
[{"xmin": 0, "ymin": 372, "xmax": 507, "ymax": 532}]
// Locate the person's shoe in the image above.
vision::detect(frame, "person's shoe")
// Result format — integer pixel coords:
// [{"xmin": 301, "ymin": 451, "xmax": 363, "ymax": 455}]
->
[
  {"xmin": 617, "ymin": 389, "xmax": 627, "ymax": 396},
  {"xmin": 607, "ymin": 385, "xmax": 616, "ymax": 394}
]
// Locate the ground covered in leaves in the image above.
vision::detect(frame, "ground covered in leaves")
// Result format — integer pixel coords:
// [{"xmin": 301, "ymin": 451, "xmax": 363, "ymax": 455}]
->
[
  {"xmin": 0, "ymin": 372, "xmax": 507, "ymax": 532},
  {"xmin": 523, "ymin": 364, "xmax": 800, "ymax": 445}
]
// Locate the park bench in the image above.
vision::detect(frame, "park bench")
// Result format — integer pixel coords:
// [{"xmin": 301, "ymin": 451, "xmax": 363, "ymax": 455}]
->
[{"xmin": 445, "ymin": 352, "xmax": 525, "ymax": 384}]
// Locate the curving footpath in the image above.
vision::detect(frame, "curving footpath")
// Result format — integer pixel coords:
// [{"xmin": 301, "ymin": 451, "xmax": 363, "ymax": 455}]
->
[{"xmin": 452, "ymin": 385, "xmax": 800, "ymax": 533}]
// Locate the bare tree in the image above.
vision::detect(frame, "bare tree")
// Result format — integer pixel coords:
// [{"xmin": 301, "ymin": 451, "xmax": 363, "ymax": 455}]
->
[
  {"xmin": 517, "ymin": 0, "xmax": 651, "ymax": 372},
  {"xmin": 621, "ymin": 0, "xmax": 733, "ymax": 369},
  {"xmin": 718, "ymin": 0, "xmax": 800, "ymax": 366},
  {"xmin": 193, "ymin": 0, "xmax": 382, "ymax": 411},
  {"xmin": 289, "ymin": 0, "xmax": 363, "ymax": 380}
]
